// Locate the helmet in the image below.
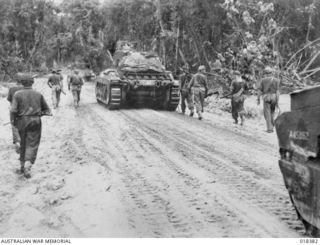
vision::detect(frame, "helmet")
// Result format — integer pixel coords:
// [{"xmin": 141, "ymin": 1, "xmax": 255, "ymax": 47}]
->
[
  {"xmin": 16, "ymin": 73, "xmax": 34, "ymax": 86},
  {"xmin": 264, "ymin": 66, "xmax": 273, "ymax": 74}
]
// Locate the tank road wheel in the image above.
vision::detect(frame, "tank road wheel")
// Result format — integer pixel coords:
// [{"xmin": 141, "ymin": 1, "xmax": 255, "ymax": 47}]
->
[
  {"xmin": 106, "ymin": 86, "xmax": 122, "ymax": 110},
  {"xmin": 167, "ymin": 86, "xmax": 180, "ymax": 111}
]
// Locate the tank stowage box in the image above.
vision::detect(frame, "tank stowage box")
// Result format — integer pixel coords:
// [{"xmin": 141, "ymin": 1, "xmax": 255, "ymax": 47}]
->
[
  {"xmin": 95, "ymin": 41, "xmax": 180, "ymax": 110},
  {"xmin": 275, "ymin": 85, "xmax": 320, "ymax": 237}
]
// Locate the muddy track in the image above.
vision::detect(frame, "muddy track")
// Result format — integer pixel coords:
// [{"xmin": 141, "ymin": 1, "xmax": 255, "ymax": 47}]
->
[
  {"xmin": 75, "ymin": 102, "xmax": 299, "ymax": 237},
  {"xmin": 84, "ymin": 107, "xmax": 196, "ymax": 237},
  {"xmin": 117, "ymin": 110, "xmax": 305, "ymax": 236},
  {"xmin": 0, "ymin": 81, "xmax": 305, "ymax": 237}
]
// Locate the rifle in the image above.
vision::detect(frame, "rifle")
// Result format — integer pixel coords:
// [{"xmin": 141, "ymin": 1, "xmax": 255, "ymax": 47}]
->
[
  {"xmin": 219, "ymin": 93, "xmax": 232, "ymax": 99},
  {"xmin": 205, "ymin": 91, "xmax": 220, "ymax": 98},
  {"xmin": 48, "ymin": 82, "xmax": 66, "ymax": 95},
  {"xmin": 3, "ymin": 121, "xmax": 11, "ymax": 126}
]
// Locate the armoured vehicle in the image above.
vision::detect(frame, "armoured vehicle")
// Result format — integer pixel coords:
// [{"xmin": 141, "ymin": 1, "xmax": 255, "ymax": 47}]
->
[
  {"xmin": 275, "ymin": 86, "xmax": 320, "ymax": 236},
  {"xmin": 95, "ymin": 41, "xmax": 180, "ymax": 110}
]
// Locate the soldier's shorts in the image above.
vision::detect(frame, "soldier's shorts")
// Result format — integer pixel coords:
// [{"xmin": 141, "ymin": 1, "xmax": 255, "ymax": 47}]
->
[
  {"xmin": 231, "ymin": 95, "xmax": 245, "ymax": 121},
  {"xmin": 180, "ymin": 90, "xmax": 194, "ymax": 113},
  {"xmin": 192, "ymin": 87, "xmax": 206, "ymax": 112},
  {"xmin": 71, "ymin": 89, "xmax": 81, "ymax": 104},
  {"xmin": 51, "ymin": 86, "xmax": 62, "ymax": 107},
  {"xmin": 263, "ymin": 94, "xmax": 277, "ymax": 131},
  {"xmin": 17, "ymin": 116, "xmax": 42, "ymax": 164}
]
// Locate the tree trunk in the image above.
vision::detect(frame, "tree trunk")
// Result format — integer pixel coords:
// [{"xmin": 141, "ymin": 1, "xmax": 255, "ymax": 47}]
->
[
  {"xmin": 175, "ymin": 20, "xmax": 180, "ymax": 75},
  {"xmin": 156, "ymin": 0, "xmax": 166, "ymax": 66}
]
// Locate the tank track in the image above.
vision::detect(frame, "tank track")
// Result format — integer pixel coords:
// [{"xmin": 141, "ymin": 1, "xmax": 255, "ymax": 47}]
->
[
  {"xmin": 108, "ymin": 87, "xmax": 122, "ymax": 110},
  {"xmin": 167, "ymin": 87, "xmax": 180, "ymax": 111}
]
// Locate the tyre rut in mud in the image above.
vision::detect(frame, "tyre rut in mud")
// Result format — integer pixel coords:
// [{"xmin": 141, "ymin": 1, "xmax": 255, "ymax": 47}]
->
[
  {"xmin": 120, "ymin": 111, "xmax": 306, "ymax": 236},
  {"xmin": 83, "ymin": 107, "xmax": 295, "ymax": 237}
]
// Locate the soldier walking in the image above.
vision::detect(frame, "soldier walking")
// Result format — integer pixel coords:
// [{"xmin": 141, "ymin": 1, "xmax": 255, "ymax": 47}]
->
[
  {"xmin": 230, "ymin": 70, "xmax": 247, "ymax": 125},
  {"xmin": 179, "ymin": 64, "xmax": 194, "ymax": 116},
  {"xmin": 7, "ymin": 75, "xmax": 24, "ymax": 152},
  {"xmin": 68, "ymin": 70, "xmax": 84, "ymax": 107},
  {"xmin": 257, "ymin": 66, "xmax": 280, "ymax": 133},
  {"xmin": 10, "ymin": 73, "xmax": 52, "ymax": 178},
  {"xmin": 188, "ymin": 65, "xmax": 208, "ymax": 120},
  {"xmin": 48, "ymin": 70, "xmax": 64, "ymax": 108}
]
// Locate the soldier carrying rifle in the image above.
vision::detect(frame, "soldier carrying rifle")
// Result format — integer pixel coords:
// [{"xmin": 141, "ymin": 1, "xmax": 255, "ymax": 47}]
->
[
  {"xmin": 10, "ymin": 73, "xmax": 52, "ymax": 178},
  {"xmin": 188, "ymin": 65, "xmax": 208, "ymax": 120},
  {"xmin": 230, "ymin": 70, "xmax": 247, "ymax": 126},
  {"xmin": 48, "ymin": 69, "xmax": 64, "ymax": 109},
  {"xmin": 179, "ymin": 64, "xmax": 194, "ymax": 116},
  {"xmin": 257, "ymin": 66, "xmax": 280, "ymax": 133},
  {"xmin": 68, "ymin": 70, "xmax": 84, "ymax": 108}
]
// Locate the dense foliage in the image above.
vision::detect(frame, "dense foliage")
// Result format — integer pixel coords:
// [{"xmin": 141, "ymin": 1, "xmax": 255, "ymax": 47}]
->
[{"xmin": 0, "ymin": 0, "xmax": 319, "ymax": 88}]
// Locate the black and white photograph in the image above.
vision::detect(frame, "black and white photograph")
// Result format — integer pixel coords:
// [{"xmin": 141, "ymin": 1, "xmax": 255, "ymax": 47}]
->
[{"xmin": 0, "ymin": 0, "xmax": 320, "ymax": 241}]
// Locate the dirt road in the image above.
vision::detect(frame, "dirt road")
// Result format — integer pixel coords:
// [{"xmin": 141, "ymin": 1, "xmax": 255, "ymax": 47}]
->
[{"xmin": 0, "ymin": 76, "xmax": 305, "ymax": 237}]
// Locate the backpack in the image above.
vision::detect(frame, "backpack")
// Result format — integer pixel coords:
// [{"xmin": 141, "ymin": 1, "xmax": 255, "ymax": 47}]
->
[{"xmin": 70, "ymin": 75, "xmax": 83, "ymax": 85}]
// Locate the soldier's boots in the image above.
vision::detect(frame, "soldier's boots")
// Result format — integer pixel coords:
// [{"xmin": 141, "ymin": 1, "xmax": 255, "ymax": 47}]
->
[
  {"xmin": 23, "ymin": 161, "xmax": 32, "ymax": 179},
  {"xmin": 240, "ymin": 116, "xmax": 245, "ymax": 126},
  {"xmin": 16, "ymin": 161, "xmax": 25, "ymax": 175},
  {"xmin": 189, "ymin": 111, "xmax": 194, "ymax": 117},
  {"xmin": 198, "ymin": 111, "xmax": 203, "ymax": 120}
]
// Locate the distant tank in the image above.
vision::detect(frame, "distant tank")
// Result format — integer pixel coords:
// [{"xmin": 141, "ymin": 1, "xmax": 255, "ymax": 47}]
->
[
  {"xmin": 95, "ymin": 41, "xmax": 180, "ymax": 110},
  {"xmin": 275, "ymin": 85, "xmax": 320, "ymax": 236}
]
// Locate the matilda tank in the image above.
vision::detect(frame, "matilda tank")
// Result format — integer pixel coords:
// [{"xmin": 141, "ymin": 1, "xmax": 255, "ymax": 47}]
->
[
  {"xmin": 95, "ymin": 41, "xmax": 180, "ymax": 110},
  {"xmin": 275, "ymin": 85, "xmax": 320, "ymax": 236}
]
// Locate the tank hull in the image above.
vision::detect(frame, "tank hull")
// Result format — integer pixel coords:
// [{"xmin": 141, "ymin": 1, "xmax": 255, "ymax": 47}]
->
[
  {"xmin": 95, "ymin": 72, "xmax": 180, "ymax": 110},
  {"xmin": 125, "ymin": 86, "xmax": 180, "ymax": 109},
  {"xmin": 275, "ymin": 85, "xmax": 320, "ymax": 236},
  {"xmin": 279, "ymin": 158, "xmax": 320, "ymax": 231},
  {"xmin": 95, "ymin": 43, "xmax": 180, "ymax": 110}
]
